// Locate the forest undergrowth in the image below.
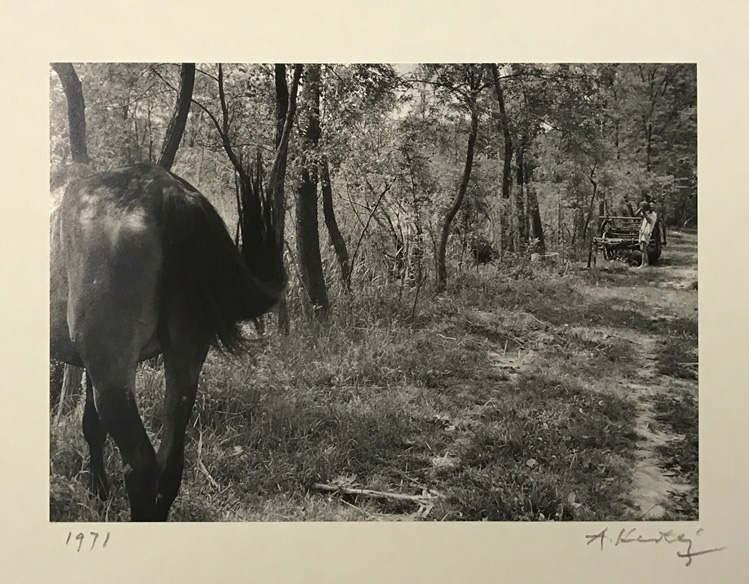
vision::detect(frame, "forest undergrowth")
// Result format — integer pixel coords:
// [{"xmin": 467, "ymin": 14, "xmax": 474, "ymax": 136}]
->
[{"xmin": 50, "ymin": 231, "xmax": 698, "ymax": 522}]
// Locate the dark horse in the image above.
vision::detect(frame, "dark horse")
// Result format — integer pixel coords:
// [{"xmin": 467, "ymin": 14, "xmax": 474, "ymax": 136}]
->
[{"xmin": 50, "ymin": 163, "xmax": 285, "ymax": 521}]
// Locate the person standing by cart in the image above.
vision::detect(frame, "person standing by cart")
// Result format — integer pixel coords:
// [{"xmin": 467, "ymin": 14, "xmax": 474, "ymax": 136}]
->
[{"xmin": 636, "ymin": 200, "xmax": 657, "ymax": 268}]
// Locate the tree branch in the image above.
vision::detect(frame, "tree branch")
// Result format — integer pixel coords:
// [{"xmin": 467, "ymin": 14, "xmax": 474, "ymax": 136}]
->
[{"xmin": 349, "ymin": 181, "xmax": 392, "ymax": 270}]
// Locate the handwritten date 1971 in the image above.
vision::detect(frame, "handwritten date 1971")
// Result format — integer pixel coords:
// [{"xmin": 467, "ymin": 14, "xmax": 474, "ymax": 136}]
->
[
  {"xmin": 65, "ymin": 531, "xmax": 110, "ymax": 552},
  {"xmin": 585, "ymin": 527, "xmax": 725, "ymax": 567}
]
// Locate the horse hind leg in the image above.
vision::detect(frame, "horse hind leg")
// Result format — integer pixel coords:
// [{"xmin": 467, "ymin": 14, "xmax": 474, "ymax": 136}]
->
[
  {"xmin": 86, "ymin": 362, "xmax": 159, "ymax": 521},
  {"xmin": 154, "ymin": 332, "xmax": 209, "ymax": 521},
  {"xmin": 82, "ymin": 372, "xmax": 109, "ymax": 501}
]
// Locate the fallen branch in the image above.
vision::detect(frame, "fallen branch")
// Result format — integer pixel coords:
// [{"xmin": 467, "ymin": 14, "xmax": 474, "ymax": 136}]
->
[{"xmin": 311, "ymin": 482, "xmax": 441, "ymax": 504}]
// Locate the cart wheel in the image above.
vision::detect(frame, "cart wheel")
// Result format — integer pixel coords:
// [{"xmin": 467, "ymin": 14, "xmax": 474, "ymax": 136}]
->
[{"xmin": 599, "ymin": 220, "xmax": 614, "ymax": 260}]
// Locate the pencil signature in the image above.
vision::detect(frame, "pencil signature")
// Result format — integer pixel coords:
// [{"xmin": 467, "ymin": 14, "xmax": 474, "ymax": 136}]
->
[{"xmin": 585, "ymin": 527, "xmax": 726, "ymax": 567}]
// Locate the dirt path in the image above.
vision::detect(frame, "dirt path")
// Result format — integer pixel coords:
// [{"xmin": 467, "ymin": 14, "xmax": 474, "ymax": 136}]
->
[
  {"xmin": 49, "ymin": 227, "xmax": 699, "ymax": 522},
  {"xmin": 628, "ymin": 339, "xmax": 693, "ymax": 518},
  {"xmin": 587, "ymin": 230, "xmax": 699, "ymax": 519}
]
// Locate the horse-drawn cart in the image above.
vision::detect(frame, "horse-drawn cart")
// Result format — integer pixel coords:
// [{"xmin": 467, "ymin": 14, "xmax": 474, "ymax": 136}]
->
[{"xmin": 587, "ymin": 215, "xmax": 666, "ymax": 268}]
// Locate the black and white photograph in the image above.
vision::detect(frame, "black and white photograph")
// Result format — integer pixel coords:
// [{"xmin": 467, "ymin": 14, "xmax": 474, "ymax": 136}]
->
[
  {"xmin": 49, "ymin": 62, "xmax": 698, "ymax": 523},
  {"xmin": 3, "ymin": 1, "xmax": 749, "ymax": 582}
]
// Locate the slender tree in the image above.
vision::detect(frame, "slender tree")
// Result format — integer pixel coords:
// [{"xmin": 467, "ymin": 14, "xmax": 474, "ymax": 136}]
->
[
  {"xmin": 272, "ymin": 64, "xmax": 292, "ymax": 333},
  {"xmin": 432, "ymin": 65, "xmax": 484, "ymax": 293},
  {"xmin": 52, "ymin": 63, "xmax": 89, "ymax": 166},
  {"xmin": 158, "ymin": 63, "xmax": 195, "ymax": 171},
  {"xmin": 515, "ymin": 140, "xmax": 528, "ymax": 249},
  {"xmin": 266, "ymin": 63, "xmax": 303, "ymax": 333},
  {"xmin": 321, "ymin": 154, "xmax": 352, "ymax": 290},
  {"xmin": 295, "ymin": 64, "xmax": 329, "ymax": 318},
  {"xmin": 267, "ymin": 64, "xmax": 303, "ymax": 233},
  {"xmin": 490, "ymin": 64, "xmax": 513, "ymax": 255},
  {"xmin": 525, "ymin": 161, "xmax": 545, "ymax": 252}
]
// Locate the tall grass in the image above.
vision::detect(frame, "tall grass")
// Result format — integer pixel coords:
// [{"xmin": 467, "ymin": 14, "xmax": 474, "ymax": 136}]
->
[{"xmin": 50, "ymin": 256, "xmax": 687, "ymax": 521}]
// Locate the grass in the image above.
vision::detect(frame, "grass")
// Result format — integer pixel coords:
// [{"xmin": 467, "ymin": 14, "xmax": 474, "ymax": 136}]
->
[
  {"xmin": 653, "ymin": 390, "xmax": 699, "ymax": 482},
  {"xmin": 657, "ymin": 333, "xmax": 698, "ymax": 380},
  {"xmin": 653, "ymin": 389, "xmax": 699, "ymax": 519},
  {"xmin": 50, "ymin": 246, "xmax": 697, "ymax": 522}
]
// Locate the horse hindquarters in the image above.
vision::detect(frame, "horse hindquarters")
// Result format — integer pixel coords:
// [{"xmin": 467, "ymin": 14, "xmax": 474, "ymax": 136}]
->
[
  {"xmin": 61, "ymin": 190, "xmax": 164, "ymax": 520},
  {"xmin": 54, "ymin": 163, "xmax": 284, "ymax": 520}
]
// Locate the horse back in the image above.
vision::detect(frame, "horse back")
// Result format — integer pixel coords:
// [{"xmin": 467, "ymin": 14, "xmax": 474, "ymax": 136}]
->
[{"xmin": 50, "ymin": 163, "xmax": 278, "ymax": 367}]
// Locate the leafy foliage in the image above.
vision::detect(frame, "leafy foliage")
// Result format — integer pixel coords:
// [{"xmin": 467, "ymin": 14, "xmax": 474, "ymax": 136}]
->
[{"xmin": 51, "ymin": 62, "xmax": 696, "ymax": 293}]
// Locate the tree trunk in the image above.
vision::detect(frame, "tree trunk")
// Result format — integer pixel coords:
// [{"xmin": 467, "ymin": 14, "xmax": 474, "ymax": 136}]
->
[
  {"xmin": 321, "ymin": 155, "xmax": 352, "ymax": 291},
  {"xmin": 436, "ymin": 101, "xmax": 479, "ymax": 293},
  {"xmin": 491, "ymin": 64, "xmax": 513, "ymax": 255},
  {"xmin": 272, "ymin": 64, "xmax": 291, "ymax": 334},
  {"xmin": 267, "ymin": 64, "xmax": 302, "ymax": 227},
  {"xmin": 295, "ymin": 64, "xmax": 329, "ymax": 319},
  {"xmin": 274, "ymin": 65, "xmax": 290, "ymax": 142},
  {"xmin": 52, "ymin": 63, "xmax": 89, "ymax": 165},
  {"xmin": 267, "ymin": 64, "xmax": 302, "ymax": 332},
  {"xmin": 526, "ymin": 163, "xmax": 545, "ymax": 253},
  {"xmin": 158, "ymin": 63, "xmax": 195, "ymax": 171},
  {"xmin": 515, "ymin": 145, "xmax": 527, "ymax": 250}
]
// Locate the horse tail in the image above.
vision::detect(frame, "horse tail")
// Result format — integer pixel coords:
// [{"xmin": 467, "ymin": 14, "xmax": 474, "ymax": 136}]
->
[{"xmin": 155, "ymin": 166, "xmax": 286, "ymax": 352}]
